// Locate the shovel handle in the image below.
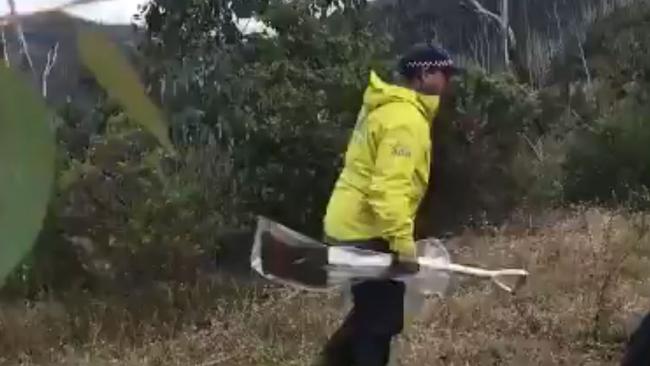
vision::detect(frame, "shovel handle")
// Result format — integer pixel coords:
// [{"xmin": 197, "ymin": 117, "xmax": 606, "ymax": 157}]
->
[{"xmin": 417, "ymin": 257, "xmax": 529, "ymax": 293}]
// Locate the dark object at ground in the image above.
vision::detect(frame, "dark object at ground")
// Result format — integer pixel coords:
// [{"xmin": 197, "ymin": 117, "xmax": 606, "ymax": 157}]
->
[{"xmin": 621, "ymin": 311, "xmax": 650, "ymax": 366}]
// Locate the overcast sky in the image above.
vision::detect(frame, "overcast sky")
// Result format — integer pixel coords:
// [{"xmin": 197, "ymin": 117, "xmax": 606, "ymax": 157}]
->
[{"xmin": 0, "ymin": 0, "xmax": 147, "ymax": 24}]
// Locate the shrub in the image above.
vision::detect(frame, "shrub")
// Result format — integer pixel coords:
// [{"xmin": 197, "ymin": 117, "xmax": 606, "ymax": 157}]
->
[
  {"xmin": 562, "ymin": 2, "xmax": 650, "ymax": 208},
  {"xmin": 3, "ymin": 100, "xmax": 238, "ymax": 297},
  {"xmin": 564, "ymin": 101, "xmax": 650, "ymax": 208},
  {"xmin": 417, "ymin": 68, "xmax": 546, "ymax": 236}
]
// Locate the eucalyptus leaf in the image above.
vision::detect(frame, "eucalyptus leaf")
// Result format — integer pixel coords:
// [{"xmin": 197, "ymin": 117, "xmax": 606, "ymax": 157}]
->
[
  {"xmin": 0, "ymin": 66, "xmax": 55, "ymax": 286},
  {"xmin": 78, "ymin": 30, "xmax": 176, "ymax": 155}
]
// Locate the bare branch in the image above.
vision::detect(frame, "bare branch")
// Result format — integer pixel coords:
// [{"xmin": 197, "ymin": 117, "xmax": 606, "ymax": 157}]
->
[
  {"xmin": 463, "ymin": 0, "xmax": 502, "ymax": 26},
  {"xmin": 568, "ymin": 19, "xmax": 593, "ymax": 89},
  {"xmin": 0, "ymin": 0, "xmax": 113, "ymax": 23},
  {"xmin": 1, "ymin": 25, "xmax": 9, "ymax": 67},
  {"xmin": 42, "ymin": 42, "xmax": 59, "ymax": 98},
  {"xmin": 6, "ymin": 0, "xmax": 35, "ymax": 75},
  {"xmin": 553, "ymin": 2, "xmax": 563, "ymax": 48},
  {"xmin": 577, "ymin": 38, "xmax": 592, "ymax": 88},
  {"xmin": 462, "ymin": 0, "xmax": 517, "ymax": 64},
  {"xmin": 519, "ymin": 132, "xmax": 544, "ymax": 163},
  {"xmin": 507, "ymin": 24, "xmax": 516, "ymax": 49},
  {"xmin": 501, "ymin": 0, "xmax": 509, "ymax": 66}
]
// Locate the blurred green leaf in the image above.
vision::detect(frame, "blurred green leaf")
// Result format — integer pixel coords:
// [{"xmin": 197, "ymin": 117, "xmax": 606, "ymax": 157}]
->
[
  {"xmin": 78, "ymin": 30, "xmax": 176, "ymax": 156},
  {"xmin": 0, "ymin": 66, "xmax": 55, "ymax": 286}
]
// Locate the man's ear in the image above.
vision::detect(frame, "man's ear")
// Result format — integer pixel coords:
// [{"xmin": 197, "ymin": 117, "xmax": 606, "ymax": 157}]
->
[{"xmin": 415, "ymin": 68, "xmax": 427, "ymax": 82}]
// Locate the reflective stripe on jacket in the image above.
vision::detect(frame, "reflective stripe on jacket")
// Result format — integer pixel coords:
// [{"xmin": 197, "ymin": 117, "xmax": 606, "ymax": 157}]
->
[{"xmin": 323, "ymin": 70, "xmax": 440, "ymax": 256}]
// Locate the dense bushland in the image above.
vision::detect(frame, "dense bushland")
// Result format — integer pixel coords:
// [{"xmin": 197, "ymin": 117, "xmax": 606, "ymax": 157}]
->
[{"xmin": 1, "ymin": 0, "xmax": 650, "ymax": 364}]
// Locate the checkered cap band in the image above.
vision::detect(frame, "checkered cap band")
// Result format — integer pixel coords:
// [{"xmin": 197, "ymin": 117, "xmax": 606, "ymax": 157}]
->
[{"xmin": 405, "ymin": 59, "xmax": 454, "ymax": 69}]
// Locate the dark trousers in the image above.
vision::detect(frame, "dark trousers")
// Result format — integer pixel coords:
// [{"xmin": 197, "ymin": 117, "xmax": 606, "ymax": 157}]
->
[
  {"xmin": 621, "ymin": 312, "xmax": 650, "ymax": 366},
  {"xmin": 317, "ymin": 239, "xmax": 405, "ymax": 366}
]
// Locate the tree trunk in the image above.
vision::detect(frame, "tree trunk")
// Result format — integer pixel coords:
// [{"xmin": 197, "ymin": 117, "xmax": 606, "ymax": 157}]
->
[
  {"xmin": 0, "ymin": 26, "xmax": 9, "ymax": 67},
  {"xmin": 501, "ymin": 0, "xmax": 509, "ymax": 67}
]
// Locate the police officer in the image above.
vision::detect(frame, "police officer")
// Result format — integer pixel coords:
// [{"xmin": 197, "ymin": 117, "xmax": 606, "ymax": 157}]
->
[{"xmin": 317, "ymin": 42, "xmax": 459, "ymax": 366}]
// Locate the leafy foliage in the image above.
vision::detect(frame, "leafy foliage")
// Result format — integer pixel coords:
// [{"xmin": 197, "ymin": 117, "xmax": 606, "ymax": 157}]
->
[
  {"xmin": 417, "ymin": 68, "xmax": 545, "ymax": 235},
  {"xmin": 140, "ymin": 0, "xmax": 392, "ymax": 236},
  {"xmin": 563, "ymin": 3, "xmax": 650, "ymax": 207},
  {"xmin": 6, "ymin": 0, "xmax": 650, "ymax": 297},
  {"xmin": 0, "ymin": 66, "xmax": 55, "ymax": 286},
  {"xmin": 1, "ymin": 24, "xmax": 180, "ymax": 293},
  {"xmin": 78, "ymin": 30, "xmax": 176, "ymax": 155}
]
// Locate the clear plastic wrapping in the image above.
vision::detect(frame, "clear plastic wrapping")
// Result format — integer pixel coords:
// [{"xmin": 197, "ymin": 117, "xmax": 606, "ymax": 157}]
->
[{"xmin": 250, "ymin": 216, "xmax": 451, "ymax": 320}]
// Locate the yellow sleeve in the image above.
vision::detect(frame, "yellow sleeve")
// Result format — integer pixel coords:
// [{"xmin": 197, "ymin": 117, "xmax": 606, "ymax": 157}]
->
[{"xmin": 367, "ymin": 121, "xmax": 420, "ymax": 257}]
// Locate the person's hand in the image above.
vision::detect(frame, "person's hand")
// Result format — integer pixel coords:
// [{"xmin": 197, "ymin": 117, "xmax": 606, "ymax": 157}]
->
[
  {"xmin": 393, "ymin": 254, "xmax": 420, "ymax": 274},
  {"xmin": 393, "ymin": 242, "xmax": 420, "ymax": 273}
]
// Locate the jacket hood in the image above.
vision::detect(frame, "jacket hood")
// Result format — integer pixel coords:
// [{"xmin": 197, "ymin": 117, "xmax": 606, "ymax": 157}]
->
[{"xmin": 362, "ymin": 70, "xmax": 440, "ymax": 122}]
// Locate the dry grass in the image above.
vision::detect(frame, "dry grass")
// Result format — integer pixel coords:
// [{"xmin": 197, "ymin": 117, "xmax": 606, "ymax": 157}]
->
[{"xmin": 1, "ymin": 208, "xmax": 649, "ymax": 366}]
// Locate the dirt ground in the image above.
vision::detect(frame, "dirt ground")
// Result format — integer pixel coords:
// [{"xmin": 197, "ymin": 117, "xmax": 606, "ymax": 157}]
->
[{"xmin": 1, "ymin": 208, "xmax": 648, "ymax": 365}]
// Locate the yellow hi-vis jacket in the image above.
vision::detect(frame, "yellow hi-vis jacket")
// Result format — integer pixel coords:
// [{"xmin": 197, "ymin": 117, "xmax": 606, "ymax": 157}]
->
[{"xmin": 323, "ymin": 70, "xmax": 440, "ymax": 257}]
